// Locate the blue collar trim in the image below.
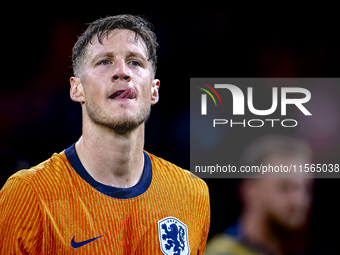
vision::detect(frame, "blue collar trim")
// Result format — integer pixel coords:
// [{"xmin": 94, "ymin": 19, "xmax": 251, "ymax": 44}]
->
[
  {"xmin": 223, "ymin": 221, "xmax": 245, "ymax": 240},
  {"xmin": 65, "ymin": 143, "xmax": 152, "ymax": 199}
]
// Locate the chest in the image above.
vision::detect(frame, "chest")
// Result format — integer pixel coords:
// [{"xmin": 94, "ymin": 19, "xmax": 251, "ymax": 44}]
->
[{"xmin": 40, "ymin": 188, "xmax": 203, "ymax": 254}]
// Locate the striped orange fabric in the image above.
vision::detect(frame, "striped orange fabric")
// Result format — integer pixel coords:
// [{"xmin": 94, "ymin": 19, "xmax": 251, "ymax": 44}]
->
[{"xmin": 0, "ymin": 145, "xmax": 210, "ymax": 254}]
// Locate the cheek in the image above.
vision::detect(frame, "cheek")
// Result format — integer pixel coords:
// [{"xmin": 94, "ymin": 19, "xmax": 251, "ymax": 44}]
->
[
  {"xmin": 136, "ymin": 75, "xmax": 153, "ymax": 101},
  {"xmin": 139, "ymin": 87, "xmax": 152, "ymax": 106},
  {"xmin": 260, "ymin": 189, "xmax": 285, "ymax": 212},
  {"xmin": 267, "ymin": 194, "xmax": 292, "ymax": 218},
  {"xmin": 81, "ymin": 74, "xmax": 105, "ymax": 100}
]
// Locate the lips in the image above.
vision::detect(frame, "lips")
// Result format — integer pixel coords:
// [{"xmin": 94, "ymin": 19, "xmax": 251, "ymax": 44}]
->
[{"xmin": 109, "ymin": 88, "xmax": 136, "ymax": 100}]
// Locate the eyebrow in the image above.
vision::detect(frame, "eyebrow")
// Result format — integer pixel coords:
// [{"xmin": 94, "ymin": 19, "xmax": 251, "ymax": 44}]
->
[
  {"xmin": 90, "ymin": 52, "xmax": 114, "ymax": 64},
  {"xmin": 126, "ymin": 51, "xmax": 148, "ymax": 62}
]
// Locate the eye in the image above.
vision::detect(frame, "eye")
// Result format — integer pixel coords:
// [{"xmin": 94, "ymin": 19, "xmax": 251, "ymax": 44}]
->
[
  {"xmin": 98, "ymin": 59, "xmax": 112, "ymax": 66},
  {"xmin": 130, "ymin": 60, "xmax": 141, "ymax": 67}
]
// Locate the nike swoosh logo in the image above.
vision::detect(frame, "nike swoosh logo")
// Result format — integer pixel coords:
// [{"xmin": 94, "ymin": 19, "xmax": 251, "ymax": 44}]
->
[{"xmin": 71, "ymin": 235, "xmax": 103, "ymax": 248}]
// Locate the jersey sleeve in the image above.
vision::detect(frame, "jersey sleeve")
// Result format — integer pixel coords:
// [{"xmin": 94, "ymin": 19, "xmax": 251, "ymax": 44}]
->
[
  {"xmin": 0, "ymin": 177, "xmax": 43, "ymax": 254},
  {"xmin": 198, "ymin": 181, "xmax": 211, "ymax": 254}
]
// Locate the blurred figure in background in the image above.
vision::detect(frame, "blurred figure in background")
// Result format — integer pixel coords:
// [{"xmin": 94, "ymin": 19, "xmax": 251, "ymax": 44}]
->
[{"xmin": 205, "ymin": 134, "xmax": 314, "ymax": 255}]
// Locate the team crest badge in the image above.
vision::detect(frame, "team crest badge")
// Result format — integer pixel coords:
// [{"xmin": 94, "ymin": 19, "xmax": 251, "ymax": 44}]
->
[{"xmin": 158, "ymin": 216, "xmax": 190, "ymax": 255}]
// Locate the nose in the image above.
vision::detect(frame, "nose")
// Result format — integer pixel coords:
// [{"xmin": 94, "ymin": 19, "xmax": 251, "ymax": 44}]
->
[
  {"xmin": 113, "ymin": 75, "xmax": 131, "ymax": 81},
  {"xmin": 112, "ymin": 60, "xmax": 131, "ymax": 82}
]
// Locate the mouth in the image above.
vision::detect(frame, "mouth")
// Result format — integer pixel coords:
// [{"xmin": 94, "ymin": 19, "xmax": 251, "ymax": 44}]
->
[{"xmin": 109, "ymin": 88, "xmax": 137, "ymax": 100}]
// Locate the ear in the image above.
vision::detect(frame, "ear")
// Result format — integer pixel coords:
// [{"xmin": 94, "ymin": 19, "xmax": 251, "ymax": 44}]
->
[
  {"xmin": 151, "ymin": 79, "xmax": 160, "ymax": 105},
  {"xmin": 70, "ymin": 77, "xmax": 85, "ymax": 104}
]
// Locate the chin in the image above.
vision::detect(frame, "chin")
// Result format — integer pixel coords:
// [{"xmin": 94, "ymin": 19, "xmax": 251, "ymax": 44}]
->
[
  {"xmin": 102, "ymin": 111, "xmax": 150, "ymax": 132},
  {"xmin": 269, "ymin": 214, "xmax": 307, "ymax": 232},
  {"xmin": 285, "ymin": 218, "xmax": 308, "ymax": 230},
  {"xmin": 85, "ymin": 98, "xmax": 151, "ymax": 132},
  {"xmin": 107, "ymin": 119, "xmax": 145, "ymax": 132}
]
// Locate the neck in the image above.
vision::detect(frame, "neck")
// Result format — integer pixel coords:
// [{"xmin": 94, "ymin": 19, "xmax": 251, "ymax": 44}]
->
[
  {"xmin": 240, "ymin": 210, "xmax": 285, "ymax": 255},
  {"xmin": 75, "ymin": 120, "xmax": 145, "ymax": 188}
]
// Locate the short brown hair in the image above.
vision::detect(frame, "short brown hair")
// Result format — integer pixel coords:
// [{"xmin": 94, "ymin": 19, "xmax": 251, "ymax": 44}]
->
[{"xmin": 72, "ymin": 14, "xmax": 158, "ymax": 77}]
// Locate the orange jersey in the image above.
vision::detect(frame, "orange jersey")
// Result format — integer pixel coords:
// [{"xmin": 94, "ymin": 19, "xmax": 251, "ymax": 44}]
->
[{"xmin": 0, "ymin": 144, "xmax": 210, "ymax": 254}]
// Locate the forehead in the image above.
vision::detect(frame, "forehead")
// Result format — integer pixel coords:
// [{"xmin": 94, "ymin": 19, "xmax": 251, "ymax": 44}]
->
[
  {"xmin": 264, "ymin": 153, "xmax": 310, "ymax": 165},
  {"xmin": 86, "ymin": 29, "xmax": 148, "ymax": 60}
]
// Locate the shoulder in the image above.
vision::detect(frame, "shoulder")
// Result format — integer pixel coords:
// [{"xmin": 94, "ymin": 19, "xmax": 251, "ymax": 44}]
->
[{"xmin": 146, "ymin": 151, "xmax": 209, "ymax": 196}]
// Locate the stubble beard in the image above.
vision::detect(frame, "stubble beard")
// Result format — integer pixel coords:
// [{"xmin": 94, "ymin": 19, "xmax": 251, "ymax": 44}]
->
[{"xmin": 85, "ymin": 99, "xmax": 151, "ymax": 132}]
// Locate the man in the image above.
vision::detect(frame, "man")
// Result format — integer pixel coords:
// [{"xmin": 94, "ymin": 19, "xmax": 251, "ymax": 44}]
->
[
  {"xmin": 0, "ymin": 14, "xmax": 210, "ymax": 254},
  {"xmin": 205, "ymin": 134, "xmax": 314, "ymax": 255}
]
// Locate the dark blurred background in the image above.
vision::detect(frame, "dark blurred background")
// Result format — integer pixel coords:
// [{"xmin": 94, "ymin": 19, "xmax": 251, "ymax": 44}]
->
[{"xmin": 1, "ymin": 5, "xmax": 340, "ymax": 254}]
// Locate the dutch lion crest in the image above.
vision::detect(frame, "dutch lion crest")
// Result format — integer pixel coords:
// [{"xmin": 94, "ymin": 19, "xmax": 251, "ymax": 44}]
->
[{"xmin": 158, "ymin": 217, "xmax": 190, "ymax": 255}]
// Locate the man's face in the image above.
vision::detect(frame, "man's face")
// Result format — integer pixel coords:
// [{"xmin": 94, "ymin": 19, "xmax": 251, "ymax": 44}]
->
[
  {"xmin": 71, "ymin": 29, "xmax": 159, "ymax": 131},
  {"xmin": 252, "ymin": 154, "xmax": 314, "ymax": 230}
]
